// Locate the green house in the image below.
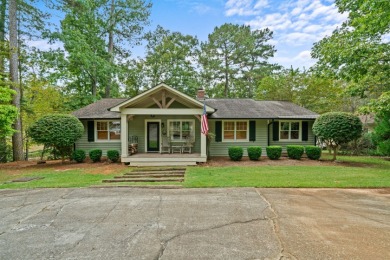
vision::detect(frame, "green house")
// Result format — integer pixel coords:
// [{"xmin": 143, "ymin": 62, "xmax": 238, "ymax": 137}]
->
[{"xmin": 73, "ymin": 83, "xmax": 319, "ymax": 166}]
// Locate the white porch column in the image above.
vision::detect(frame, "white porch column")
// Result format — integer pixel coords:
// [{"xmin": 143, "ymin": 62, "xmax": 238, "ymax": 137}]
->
[
  {"xmin": 121, "ymin": 114, "xmax": 128, "ymax": 157},
  {"xmin": 201, "ymin": 133, "xmax": 207, "ymax": 158}
]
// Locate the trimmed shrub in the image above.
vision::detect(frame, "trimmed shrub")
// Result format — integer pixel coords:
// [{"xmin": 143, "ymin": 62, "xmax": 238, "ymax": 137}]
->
[
  {"xmin": 28, "ymin": 114, "xmax": 84, "ymax": 162},
  {"xmin": 266, "ymin": 146, "xmax": 282, "ymax": 160},
  {"xmin": 107, "ymin": 150, "xmax": 120, "ymax": 163},
  {"xmin": 287, "ymin": 145, "xmax": 304, "ymax": 160},
  {"xmin": 305, "ymin": 146, "xmax": 322, "ymax": 160},
  {"xmin": 313, "ymin": 112, "xmax": 362, "ymax": 160},
  {"xmin": 247, "ymin": 146, "xmax": 262, "ymax": 161},
  {"xmin": 228, "ymin": 147, "xmax": 243, "ymax": 161},
  {"xmin": 72, "ymin": 150, "xmax": 86, "ymax": 163},
  {"xmin": 89, "ymin": 149, "xmax": 102, "ymax": 162}
]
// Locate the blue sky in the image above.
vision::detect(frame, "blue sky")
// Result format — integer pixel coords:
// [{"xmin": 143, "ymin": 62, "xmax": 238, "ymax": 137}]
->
[
  {"xmin": 32, "ymin": 0, "xmax": 348, "ymax": 70},
  {"xmin": 146, "ymin": 0, "xmax": 348, "ymax": 69}
]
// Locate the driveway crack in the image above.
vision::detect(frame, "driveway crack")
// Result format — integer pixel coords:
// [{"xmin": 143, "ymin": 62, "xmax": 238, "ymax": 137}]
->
[{"xmin": 256, "ymin": 189, "xmax": 297, "ymax": 260}]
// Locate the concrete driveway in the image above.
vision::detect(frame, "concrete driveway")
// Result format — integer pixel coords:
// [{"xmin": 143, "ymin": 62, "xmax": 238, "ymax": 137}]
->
[{"xmin": 0, "ymin": 188, "xmax": 388, "ymax": 259}]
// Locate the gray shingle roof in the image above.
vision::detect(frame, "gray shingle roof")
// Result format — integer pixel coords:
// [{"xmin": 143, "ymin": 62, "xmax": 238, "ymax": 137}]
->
[
  {"xmin": 206, "ymin": 99, "xmax": 318, "ymax": 119},
  {"xmin": 72, "ymin": 98, "xmax": 127, "ymax": 119},
  {"xmin": 72, "ymin": 98, "xmax": 318, "ymax": 120}
]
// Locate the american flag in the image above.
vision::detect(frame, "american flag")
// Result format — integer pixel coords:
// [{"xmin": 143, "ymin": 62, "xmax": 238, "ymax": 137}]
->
[{"xmin": 201, "ymin": 102, "xmax": 209, "ymax": 135}]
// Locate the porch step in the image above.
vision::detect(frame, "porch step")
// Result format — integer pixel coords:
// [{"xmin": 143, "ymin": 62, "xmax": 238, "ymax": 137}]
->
[
  {"xmin": 131, "ymin": 168, "xmax": 186, "ymax": 172},
  {"xmin": 124, "ymin": 170, "xmax": 185, "ymax": 175},
  {"xmin": 102, "ymin": 177, "xmax": 184, "ymax": 183},
  {"xmin": 118, "ymin": 173, "xmax": 184, "ymax": 178},
  {"xmin": 130, "ymin": 161, "xmax": 196, "ymax": 166}
]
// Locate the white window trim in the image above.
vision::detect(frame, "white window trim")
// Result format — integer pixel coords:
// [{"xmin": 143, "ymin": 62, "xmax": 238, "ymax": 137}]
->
[
  {"xmin": 222, "ymin": 120, "xmax": 249, "ymax": 142},
  {"xmin": 95, "ymin": 120, "xmax": 121, "ymax": 142},
  {"xmin": 167, "ymin": 119, "xmax": 195, "ymax": 142},
  {"xmin": 279, "ymin": 120, "xmax": 302, "ymax": 142}
]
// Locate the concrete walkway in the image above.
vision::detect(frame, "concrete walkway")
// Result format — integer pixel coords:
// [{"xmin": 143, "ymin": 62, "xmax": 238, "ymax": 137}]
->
[{"xmin": 0, "ymin": 188, "xmax": 388, "ymax": 259}]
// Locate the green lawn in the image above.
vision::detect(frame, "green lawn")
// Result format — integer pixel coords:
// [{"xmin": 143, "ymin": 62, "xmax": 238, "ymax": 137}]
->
[
  {"xmin": 185, "ymin": 155, "xmax": 390, "ymax": 188},
  {"xmin": 0, "ymin": 156, "xmax": 389, "ymax": 189}
]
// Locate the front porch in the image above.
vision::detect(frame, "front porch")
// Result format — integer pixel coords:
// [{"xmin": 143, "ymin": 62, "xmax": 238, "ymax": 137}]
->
[{"xmin": 121, "ymin": 153, "xmax": 206, "ymax": 166}]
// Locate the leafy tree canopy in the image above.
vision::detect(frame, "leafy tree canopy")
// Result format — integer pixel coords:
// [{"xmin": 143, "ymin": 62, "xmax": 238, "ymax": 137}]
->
[
  {"xmin": 311, "ymin": 0, "xmax": 390, "ymax": 115},
  {"xmin": 313, "ymin": 112, "xmax": 362, "ymax": 160}
]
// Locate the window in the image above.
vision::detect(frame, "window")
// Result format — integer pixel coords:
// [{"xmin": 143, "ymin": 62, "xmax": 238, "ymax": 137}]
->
[
  {"xmin": 168, "ymin": 120, "xmax": 195, "ymax": 142},
  {"xmin": 96, "ymin": 121, "xmax": 121, "ymax": 141},
  {"xmin": 280, "ymin": 121, "xmax": 300, "ymax": 140},
  {"xmin": 223, "ymin": 121, "xmax": 248, "ymax": 141}
]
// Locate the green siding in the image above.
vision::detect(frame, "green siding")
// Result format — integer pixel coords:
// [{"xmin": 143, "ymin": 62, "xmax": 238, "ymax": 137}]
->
[
  {"xmin": 75, "ymin": 121, "xmax": 121, "ymax": 156},
  {"xmin": 208, "ymin": 120, "xmax": 268, "ymax": 156}
]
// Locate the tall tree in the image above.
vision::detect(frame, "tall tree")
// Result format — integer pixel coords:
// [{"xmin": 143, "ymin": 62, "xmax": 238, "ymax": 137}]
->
[
  {"xmin": 257, "ymin": 68, "xmax": 346, "ymax": 114},
  {"xmin": 139, "ymin": 26, "xmax": 200, "ymax": 96},
  {"xmin": 9, "ymin": 0, "xmax": 24, "ymax": 161},
  {"xmin": 51, "ymin": 0, "xmax": 151, "ymax": 100},
  {"xmin": 311, "ymin": 0, "xmax": 390, "ymax": 114},
  {"xmin": 200, "ymin": 23, "xmax": 276, "ymax": 98}
]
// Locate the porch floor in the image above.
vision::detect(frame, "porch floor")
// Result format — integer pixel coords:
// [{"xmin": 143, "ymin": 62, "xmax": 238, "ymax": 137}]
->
[{"xmin": 122, "ymin": 153, "xmax": 206, "ymax": 166}]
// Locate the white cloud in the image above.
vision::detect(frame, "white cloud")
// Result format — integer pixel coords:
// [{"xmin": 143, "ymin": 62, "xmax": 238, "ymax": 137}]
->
[
  {"xmin": 271, "ymin": 50, "xmax": 316, "ymax": 69},
  {"xmin": 246, "ymin": 13, "xmax": 291, "ymax": 31},
  {"xmin": 225, "ymin": 0, "xmax": 269, "ymax": 17},
  {"xmin": 282, "ymin": 32, "xmax": 318, "ymax": 45}
]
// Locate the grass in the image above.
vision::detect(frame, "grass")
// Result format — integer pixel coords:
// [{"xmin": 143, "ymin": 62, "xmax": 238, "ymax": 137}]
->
[
  {"xmin": 185, "ymin": 155, "xmax": 390, "ymax": 188},
  {"xmin": 0, "ymin": 155, "xmax": 388, "ymax": 189},
  {"xmin": 185, "ymin": 165, "xmax": 389, "ymax": 188}
]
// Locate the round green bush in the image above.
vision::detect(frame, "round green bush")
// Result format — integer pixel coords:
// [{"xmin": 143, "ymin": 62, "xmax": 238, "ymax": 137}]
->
[
  {"xmin": 89, "ymin": 149, "xmax": 102, "ymax": 162},
  {"xmin": 305, "ymin": 146, "xmax": 322, "ymax": 160},
  {"xmin": 228, "ymin": 147, "xmax": 243, "ymax": 161},
  {"xmin": 266, "ymin": 146, "xmax": 282, "ymax": 160},
  {"xmin": 286, "ymin": 145, "xmax": 304, "ymax": 160},
  {"xmin": 28, "ymin": 114, "xmax": 84, "ymax": 162},
  {"xmin": 72, "ymin": 149, "xmax": 86, "ymax": 163},
  {"xmin": 107, "ymin": 150, "xmax": 120, "ymax": 163},
  {"xmin": 247, "ymin": 146, "xmax": 262, "ymax": 160},
  {"xmin": 313, "ymin": 112, "xmax": 362, "ymax": 160}
]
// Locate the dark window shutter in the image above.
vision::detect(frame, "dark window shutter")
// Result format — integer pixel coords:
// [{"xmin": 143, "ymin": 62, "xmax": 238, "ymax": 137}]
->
[
  {"xmin": 249, "ymin": 121, "xmax": 256, "ymax": 141},
  {"xmin": 272, "ymin": 121, "xmax": 279, "ymax": 141},
  {"xmin": 215, "ymin": 121, "xmax": 222, "ymax": 142},
  {"xmin": 302, "ymin": 121, "xmax": 309, "ymax": 141},
  {"xmin": 87, "ymin": 121, "xmax": 94, "ymax": 142}
]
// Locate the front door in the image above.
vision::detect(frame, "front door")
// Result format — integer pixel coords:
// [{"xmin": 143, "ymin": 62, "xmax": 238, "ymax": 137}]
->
[{"xmin": 147, "ymin": 122, "xmax": 160, "ymax": 152}]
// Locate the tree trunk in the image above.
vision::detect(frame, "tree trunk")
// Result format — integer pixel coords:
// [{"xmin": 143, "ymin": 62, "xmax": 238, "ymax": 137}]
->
[
  {"xmin": 106, "ymin": 0, "xmax": 115, "ymax": 98},
  {"xmin": 0, "ymin": 0, "xmax": 7, "ymax": 162},
  {"xmin": 224, "ymin": 44, "xmax": 229, "ymax": 98},
  {"xmin": 332, "ymin": 147, "xmax": 337, "ymax": 161},
  {"xmin": 9, "ymin": 0, "xmax": 24, "ymax": 161}
]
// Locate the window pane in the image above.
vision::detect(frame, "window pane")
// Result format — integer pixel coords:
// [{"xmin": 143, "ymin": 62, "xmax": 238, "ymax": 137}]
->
[
  {"xmin": 291, "ymin": 122, "xmax": 299, "ymax": 131},
  {"xmin": 236, "ymin": 131, "xmax": 247, "ymax": 139},
  {"xmin": 281, "ymin": 122, "xmax": 290, "ymax": 131},
  {"xmin": 224, "ymin": 131, "xmax": 234, "ymax": 139},
  {"xmin": 280, "ymin": 131, "xmax": 289, "ymax": 139},
  {"xmin": 224, "ymin": 122, "xmax": 234, "ymax": 130},
  {"xmin": 182, "ymin": 121, "xmax": 190, "ymax": 131},
  {"xmin": 109, "ymin": 121, "xmax": 121, "ymax": 140},
  {"xmin": 236, "ymin": 121, "xmax": 247, "ymax": 130},
  {"xmin": 98, "ymin": 131, "xmax": 108, "ymax": 140},
  {"xmin": 97, "ymin": 122, "xmax": 107, "ymax": 130},
  {"xmin": 291, "ymin": 131, "xmax": 299, "ymax": 139}
]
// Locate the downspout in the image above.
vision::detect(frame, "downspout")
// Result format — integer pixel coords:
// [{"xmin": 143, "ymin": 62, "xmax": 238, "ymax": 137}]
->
[{"xmin": 267, "ymin": 119, "xmax": 274, "ymax": 147}]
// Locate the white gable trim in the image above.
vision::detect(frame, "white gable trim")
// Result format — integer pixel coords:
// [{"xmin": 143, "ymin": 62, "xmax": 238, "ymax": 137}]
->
[{"xmin": 110, "ymin": 83, "xmax": 215, "ymax": 113}]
